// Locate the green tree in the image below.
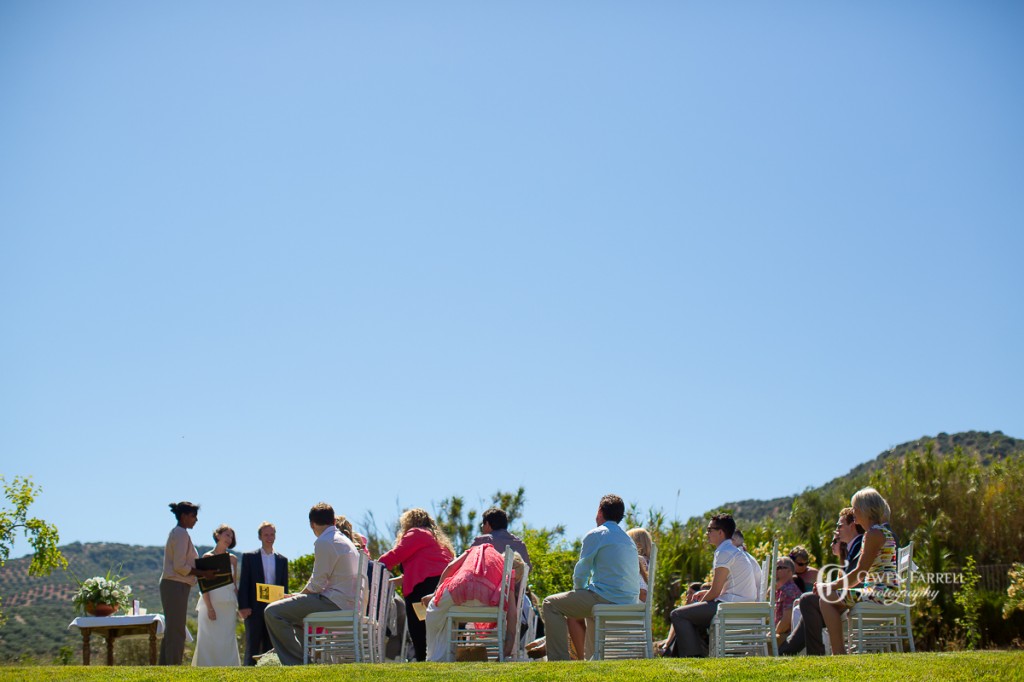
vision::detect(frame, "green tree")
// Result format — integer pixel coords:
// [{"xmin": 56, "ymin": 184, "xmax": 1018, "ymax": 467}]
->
[
  {"xmin": 435, "ymin": 488, "xmax": 528, "ymax": 554},
  {"xmin": 435, "ymin": 495, "xmax": 477, "ymax": 554},
  {"xmin": 0, "ymin": 476, "xmax": 68, "ymax": 627},
  {"xmin": 954, "ymin": 556, "xmax": 981, "ymax": 650}
]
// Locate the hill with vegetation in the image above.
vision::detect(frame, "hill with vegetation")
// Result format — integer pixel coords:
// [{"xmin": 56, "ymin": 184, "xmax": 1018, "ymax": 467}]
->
[
  {"xmin": 0, "ymin": 542, "xmax": 210, "ymax": 663},
  {"xmin": 721, "ymin": 430, "xmax": 1024, "ymax": 526}
]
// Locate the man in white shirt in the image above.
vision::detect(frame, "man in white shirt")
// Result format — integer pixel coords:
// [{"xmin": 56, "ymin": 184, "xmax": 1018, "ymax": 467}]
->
[
  {"xmin": 732, "ymin": 530, "xmax": 764, "ymax": 596},
  {"xmin": 264, "ymin": 503, "xmax": 360, "ymax": 665},
  {"xmin": 669, "ymin": 513, "xmax": 759, "ymax": 657}
]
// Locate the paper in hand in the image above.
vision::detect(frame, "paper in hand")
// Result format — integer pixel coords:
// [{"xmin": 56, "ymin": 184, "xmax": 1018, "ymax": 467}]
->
[{"xmin": 256, "ymin": 583, "xmax": 286, "ymax": 603}]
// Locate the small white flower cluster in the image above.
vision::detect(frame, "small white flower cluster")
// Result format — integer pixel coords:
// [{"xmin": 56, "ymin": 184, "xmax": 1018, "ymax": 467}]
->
[{"xmin": 74, "ymin": 574, "xmax": 133, "ymax": 609}]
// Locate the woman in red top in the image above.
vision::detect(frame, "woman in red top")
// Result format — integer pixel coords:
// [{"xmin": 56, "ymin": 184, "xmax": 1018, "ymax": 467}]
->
[{"xmin": 379, "ymin": 508, "xmax": 455, "ymax": 661}]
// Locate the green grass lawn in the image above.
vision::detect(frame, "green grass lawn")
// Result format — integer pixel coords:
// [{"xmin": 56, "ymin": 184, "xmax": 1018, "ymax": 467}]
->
[{"xmin": 1, "ymin": 652, "xmax": 1023, "ymax": 681}]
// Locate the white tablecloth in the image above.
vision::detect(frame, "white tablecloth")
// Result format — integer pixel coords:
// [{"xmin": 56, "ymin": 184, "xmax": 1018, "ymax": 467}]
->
[{"xmin": 68, "ymin": 614, "xmax": 193, "ymax": 641}]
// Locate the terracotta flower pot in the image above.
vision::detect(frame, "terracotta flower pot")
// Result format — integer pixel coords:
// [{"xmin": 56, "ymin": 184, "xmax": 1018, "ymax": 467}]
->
[{"xmin": 85, "ymin": 602, "xmax": 117, "ymax": 617}]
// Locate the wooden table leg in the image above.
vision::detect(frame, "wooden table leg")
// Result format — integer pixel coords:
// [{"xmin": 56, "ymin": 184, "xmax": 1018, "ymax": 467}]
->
[
  {"xmin": 82, "ymin": 630, "xmax": 91, "ymax": 666},
  {"xmin": 149, "ymin": 622, "xmax": 158, "ymax": 665},
  {"xmin": 107, "ymin": 632, "xmax": 116, "ymax": 666}
]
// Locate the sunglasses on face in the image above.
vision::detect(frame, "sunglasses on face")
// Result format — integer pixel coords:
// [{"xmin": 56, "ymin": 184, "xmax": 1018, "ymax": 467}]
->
[
  {"xmin": 706, "ymin": 526, "xmax": 721, "ymax": 533},
  {"xmin": 794, "ymin": 560, "xmax": 808, "ymax": 567}
]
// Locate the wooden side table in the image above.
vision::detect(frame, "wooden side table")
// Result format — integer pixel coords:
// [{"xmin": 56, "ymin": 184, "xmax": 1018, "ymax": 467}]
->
[{"xmin": 69, "ymin": 614, "xmax": 181, "ymax": 666}]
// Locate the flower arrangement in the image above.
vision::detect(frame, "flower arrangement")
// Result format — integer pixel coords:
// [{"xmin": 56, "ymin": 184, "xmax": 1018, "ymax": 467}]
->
[{"xmin": 72, "ymin": 567, "xmax": 133, "ymax": 615}]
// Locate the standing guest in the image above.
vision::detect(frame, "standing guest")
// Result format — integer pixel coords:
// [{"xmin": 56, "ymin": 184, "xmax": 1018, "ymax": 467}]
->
[
  {"xmin": 159, "ymin": 501, "xmax": 216, "ymax": 666},
  {"xmin": 264, "ymin": 503, "xmax": 361, "ymax": 666},
  {"xmin": 773, "ymin": 557, "xmax": 803, "ymax": 646},
  {"xmin": 819, "ymin": 488, "xmax": 899, "ymax": 655},
  {"xmin": 471, "ymin": 507, "xmax": 532, "ymax": 568},
  {"xmin": 668, "ymin": 514, "xmax": 759, "ymax": 658},
  {"xmin": 789, "ymin": 546, "xmax": 819, "ymax": 592},
  {"xmin": 192, "ymin": 524, "xmax": 241, "ymax": 667},
  {"xmin": 542, "ymin": 494, "xmax": 642, "ymax": 661},
  {"xmin": 237, "ymin": 522, "xmax": 289, "ymax": 666},
  {"xmin": 379, "ymin": 508, "xmax": 455, "ymax": 661}
]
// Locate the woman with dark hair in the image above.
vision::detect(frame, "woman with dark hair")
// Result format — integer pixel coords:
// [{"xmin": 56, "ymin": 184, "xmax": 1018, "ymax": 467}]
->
[
  {"xmin": 159, "ymin": 501, "xmax": 216, "ymax": 665},
  {"xmin": 192, "ymin": 524, "xmax": 241, "ymax": 666},
  {"xmin": 379, "ymin": 508, "xmax": 455, "ymax": 661},
  {"xmin": 789, "ymin": 546, "xmax": 819, "ymax": 593}
]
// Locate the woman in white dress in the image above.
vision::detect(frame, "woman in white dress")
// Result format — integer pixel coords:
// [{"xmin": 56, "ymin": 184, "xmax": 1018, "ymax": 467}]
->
[{"xmin": 192, "ymin": 524, "xmax": 241, "ymax": 667}]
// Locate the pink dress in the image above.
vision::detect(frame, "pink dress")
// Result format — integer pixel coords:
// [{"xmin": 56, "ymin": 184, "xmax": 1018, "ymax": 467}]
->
[{"xmin": 432, "ymin": 544, "xmax": 512, "ymax": 609}]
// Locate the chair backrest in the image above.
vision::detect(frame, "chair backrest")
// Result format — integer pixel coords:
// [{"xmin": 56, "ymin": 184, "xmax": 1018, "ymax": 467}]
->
[
  {"xmin": 511, "ymin": 559, "xmax": 531, "ymax": 658},
  {"xmin": 495, "ymin": 546, "xmax": 515, "ymax": 617},
  {"xmin": 645, "ymin": 543, "xmax": 658, "ymax": 618},
  {"xmin": 354, "ymin": 551, "xmax": 370, "ymax": 612},
  {"xmin": 897, "ymin": 542, "xmax": 914, "ymax": 584},
  {"xmin": 764, "ymin": 540, "xmax": 779, "ymax": 605}
]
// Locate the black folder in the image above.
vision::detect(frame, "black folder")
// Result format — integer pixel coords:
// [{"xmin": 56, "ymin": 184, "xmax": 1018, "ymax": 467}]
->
[{"xmin": 195, "ymin": 553, "xmax": 233, "ymax": 594}]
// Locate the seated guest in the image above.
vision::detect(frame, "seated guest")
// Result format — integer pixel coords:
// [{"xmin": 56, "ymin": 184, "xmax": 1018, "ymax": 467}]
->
[
  {"xmin": 656, "ymin": 582, "xmax": 703, "ymax": 656},
  {"xmin": 264, "ymin": 503, "xmax": 360, "ymax": 665},
  {"xmin": 779, "ymin": 506, "xmax": 864, "ymax": 655},
  {"xmin": 819, "ymin": 487, "xmax": 899, "ymax": 655},
  {"xmin": 423, "ymin": 544, "xmax": 524, "ymax": 661},
  {"xmin": 789, "ymin": 545, "xmax": 819, "ymax": 592},
  {"xmin": 542, "ymin": 494, "xmax": 642, "ymax": 661},
  {"xmin": 668, "ymin": 514, "xmax": 759, "ymax": 657},
  {"xmin": 335, "ymin": 515, "xmax": 369, "ymax": 556},
  {"xmin": 379, "ymin": 508, "xmax": 455, "ymax": 661},
  {"xmin": 732, "ymin": 530, "xmax": 764, "ymax": 596},
  {"xmin": 471, "ymin": 507, "xmax": 531, "ymax": 568},
  {"xmin": 627, "ymin": 527, "xmax": 653, "ymax": 600},
  {"xmin": 774, "ymin": 557, "xmax": 802, "ymax": 646}
]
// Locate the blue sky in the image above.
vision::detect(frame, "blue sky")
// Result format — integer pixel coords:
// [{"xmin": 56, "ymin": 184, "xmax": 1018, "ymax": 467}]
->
[{"xmin": 2, "ymin": 1, "xmax": 1022, "ymax": 564}]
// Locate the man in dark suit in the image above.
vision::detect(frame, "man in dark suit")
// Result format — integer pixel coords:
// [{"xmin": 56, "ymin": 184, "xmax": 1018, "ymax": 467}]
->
[{"xmin": 237, "ymin": 521, "xmax": 289, "ymax": 665}]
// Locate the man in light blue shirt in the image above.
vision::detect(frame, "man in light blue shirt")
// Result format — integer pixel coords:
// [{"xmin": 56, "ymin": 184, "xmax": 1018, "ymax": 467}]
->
[{"xmin": 542, "ymin": 494, "xmax": 641, "ymax": 660}]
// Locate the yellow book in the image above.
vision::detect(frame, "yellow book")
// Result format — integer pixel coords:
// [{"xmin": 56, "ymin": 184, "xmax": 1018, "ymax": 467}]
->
[{"xmin": 256, "ymin": 583, "xmax": 285, "ymax": 603}]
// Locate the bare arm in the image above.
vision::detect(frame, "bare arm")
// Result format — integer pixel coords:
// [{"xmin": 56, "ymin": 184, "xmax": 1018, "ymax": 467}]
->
[
  {"xmin": 829, "ymin": 527, "xmax": 883, "ymax": 591},
  {"xmin": 701, "ymin": 567, "xmax": 730, "ymax": 602}
]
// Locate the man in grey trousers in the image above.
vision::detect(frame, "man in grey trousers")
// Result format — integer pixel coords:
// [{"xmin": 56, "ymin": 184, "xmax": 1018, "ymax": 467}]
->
[
  {"xmin": 264, "ymin": 502, "xmax": 360, "ymax": 665},
  {"xmin": 669, "ymin": 513, "xmax": 759, "ymax": 657}
]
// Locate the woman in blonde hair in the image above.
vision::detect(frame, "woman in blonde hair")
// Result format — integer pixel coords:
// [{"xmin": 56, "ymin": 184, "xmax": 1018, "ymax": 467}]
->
[
  {"xmin": 379, "ymin": 508, "xmax": 455, "ymax": 661},
  {"xmin": 818, "ymin": 487, "xmax": 899, "ymax": 654},
  {"xmin": 627, "ymin": 527, "xmax": 653, "ymax": 595}
]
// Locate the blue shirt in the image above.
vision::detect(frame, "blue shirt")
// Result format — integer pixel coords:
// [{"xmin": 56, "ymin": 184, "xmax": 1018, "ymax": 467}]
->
[{"xmin": 573, "ymin": 521, "xmax": 642, "ymax": 604}]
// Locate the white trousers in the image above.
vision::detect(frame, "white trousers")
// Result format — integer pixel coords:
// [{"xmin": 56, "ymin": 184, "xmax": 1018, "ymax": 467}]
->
[{"xmin": 425, "ymin": 592, "xmax": 486, "ymax": 662}]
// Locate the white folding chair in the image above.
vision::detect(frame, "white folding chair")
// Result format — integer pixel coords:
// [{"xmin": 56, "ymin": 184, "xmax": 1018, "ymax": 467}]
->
[
  {"xmin": 361, "ymin": 560, "xmax": 391, "ymax": 662},
  {"xmin": 371, "ymin": 562, "xmax": 398, "ymax": 662},
  {"xmin": 302, "ymin": 551, "xmax": 370, "ymax": 664},
  {"xmin": 710, "ymin": 539, "xmax": 779, "ymax": 657},
  {"xmin": 444, "ymin": 546, "xmax": 516, "ymax": 662},
  {"xmin": 846, "ymin": 541, "xmax": 915, "ymax": 654},
  {"xmin": 518, "ymin": 593, "xmax": 540, "ymax": 661},
  {"xmin": 592, "ymin": 542, "xmax": 659, "ymax": 660}
]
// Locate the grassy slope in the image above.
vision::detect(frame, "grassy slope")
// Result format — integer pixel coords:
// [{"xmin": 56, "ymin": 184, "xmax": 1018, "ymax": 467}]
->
[{"xmin": 2, "ymin": 652, "xmax": 1023, "ymax": 681}]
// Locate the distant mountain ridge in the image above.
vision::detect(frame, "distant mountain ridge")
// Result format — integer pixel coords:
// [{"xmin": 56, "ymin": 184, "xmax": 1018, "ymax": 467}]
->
[{"xmin": 721, "ymin": 430, "xmax": 1024, "ymax": 524}]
